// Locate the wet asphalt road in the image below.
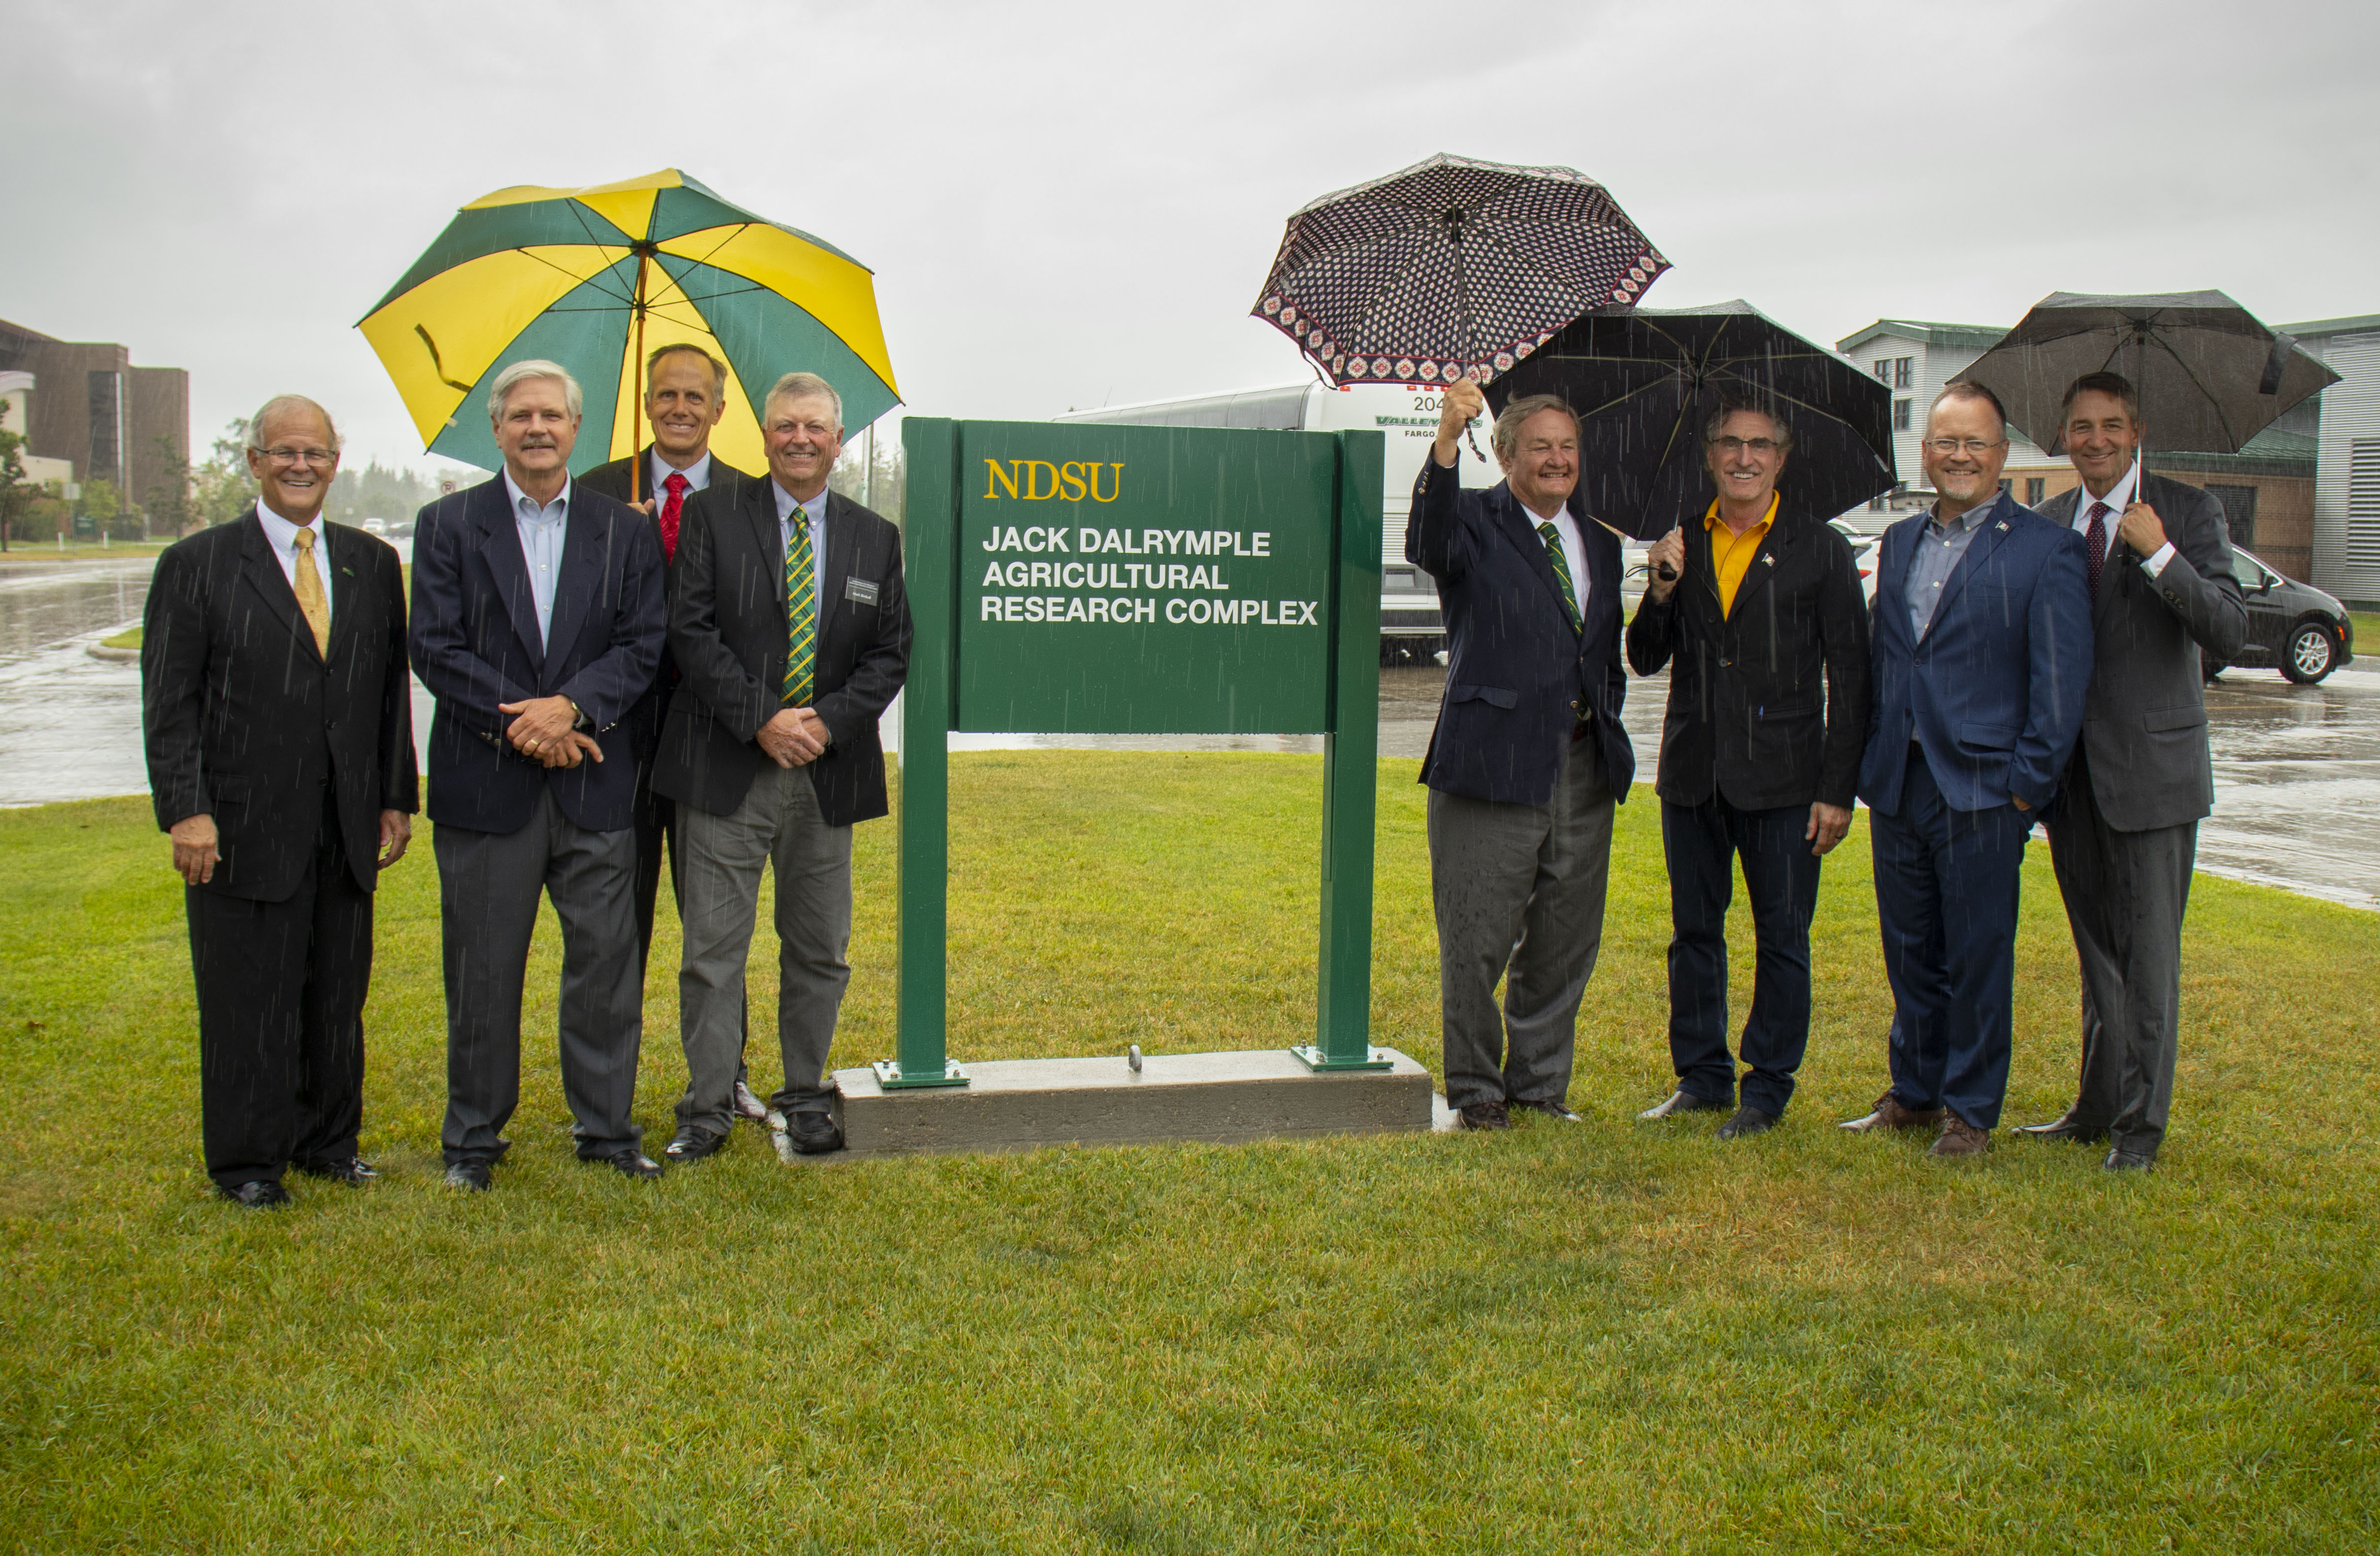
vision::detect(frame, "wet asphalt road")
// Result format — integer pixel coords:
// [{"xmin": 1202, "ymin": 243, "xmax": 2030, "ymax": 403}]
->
[{"xmin": 4, "ymin": 551, "xmax": 2376, "ymax": 911}]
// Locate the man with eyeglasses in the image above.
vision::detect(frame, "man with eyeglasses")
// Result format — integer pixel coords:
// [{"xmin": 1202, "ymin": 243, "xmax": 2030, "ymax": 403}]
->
[
  {"xmin": 141, "ymin": 396, "xmax": 417, "ymax": 1207},
  {"xmin": 1840, "ymin": 382, "xmax": 2090, "ymax": 1158},
  {"xmin": 409, "ymin": 359, "xmax": 668, "ymax": 1191},
  {"xmin": 579, "ymin": 344, "xmax": 770, "ymax": 1126},
  {"xmin": 2013, "ymin": 372, "xmax": 2247, "ymax": 1172},
  {"xmin": 1626, "ymin": 403, "xmax": 1870, "ymax": 1140}
]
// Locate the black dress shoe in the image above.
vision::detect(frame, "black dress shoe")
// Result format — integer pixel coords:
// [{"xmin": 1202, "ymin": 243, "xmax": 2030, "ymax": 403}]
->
[
  {"xmin": 784, "ymin": 1111, "xmax": 844, "ymax": 1155},
  {"xmin": 1511, "ymin": 1098, "xmax": 1582, "ymax": 1123},
  {"xmin": 598, "ymin": 1148, "xmax": 665, "ymax": 1181},
  {"xmin": 664, "ymin": 1127, "xmax": 728, "ymax": 1163},
  {"xmin": 217, "ymin": 1179, "xmax": 291, "ymax": 1208},
  {"xmin": 2010, "ymin": 1109, "xmax": 2110, "ymax": 1144},
  {"xmin": 1716, "ymin": 1105, "xmax": 1780, "ymax": 1140},
  {"xmin": 294, "ymin": 1156, "xmax": 380, "ymax": 1185},
  {"xmin": 1456, "ymin": 1100, "xmax": 1510, "ymax": 1131},
  {"xmin": 1637, "ymin": 1089, "xmax": 1731, "ymax": 1121},
  {"xmin": 2102, "ymin": 1148, "xmax": 2155, "ymax": 1173},
  {"xmin": 444, "ymin": 1161, "xmax": 492, "ymax": 1192}
]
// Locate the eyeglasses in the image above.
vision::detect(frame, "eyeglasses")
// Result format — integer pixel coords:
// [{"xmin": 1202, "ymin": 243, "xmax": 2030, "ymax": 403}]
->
[
  {"xmin": 1923, "ymin": 437, "xmax": 2006, "ymax": 457},
  {"xmin": 259, "ymin": 447, "xmax": 338, "ymax": 468},
  {"xmin": 1712, "ymin": 436, "xmax": 1779, "ymax": 456}
]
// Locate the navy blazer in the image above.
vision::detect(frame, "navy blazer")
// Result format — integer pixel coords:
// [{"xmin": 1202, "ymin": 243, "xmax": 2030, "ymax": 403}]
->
[
  {"xmin": 1406, "ymin": 456, "xmax": 1633, "ymax": 806},
  {"xmin": 1858, "ymin": 489, "xmax": 2092, "ymax": 815},
  {"xmin": 408, "ymin": 476, "xmax": 666, "ymax": 835}
]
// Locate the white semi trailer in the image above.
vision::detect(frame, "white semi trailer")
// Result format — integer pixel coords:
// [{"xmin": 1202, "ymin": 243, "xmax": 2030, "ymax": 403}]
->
[{"xmin": 1055, "ymin": 382, "xmax": 1499, "ymax": 661}]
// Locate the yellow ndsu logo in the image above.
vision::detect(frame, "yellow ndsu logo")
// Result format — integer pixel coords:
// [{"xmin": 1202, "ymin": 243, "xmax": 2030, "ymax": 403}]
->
[{"xmin": 983, "ymin": 460, "xmax": 1125, "ymax": 502}]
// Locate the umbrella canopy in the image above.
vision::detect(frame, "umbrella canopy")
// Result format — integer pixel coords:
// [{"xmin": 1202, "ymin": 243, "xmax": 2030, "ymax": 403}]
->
[
  {"xmin": 1251, "ymin": 153, "xmax": 1668, "ymax": 388},
  {"xmin": 359, "ymin": 169, "xmax": 899, "ymax": 480},
  {"xmin": 1487, "ymin": 301, "xmax": 1896, "ymax": 539},
  {"xmin": 1958, "ymin": 290, "xmax": 2338, "ymax": 455}
]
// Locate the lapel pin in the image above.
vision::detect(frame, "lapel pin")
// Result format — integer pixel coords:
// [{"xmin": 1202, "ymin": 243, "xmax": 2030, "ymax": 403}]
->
[{"xmin": 1996, "ymin": 521, "xmax": 2010, "ymax": 531}]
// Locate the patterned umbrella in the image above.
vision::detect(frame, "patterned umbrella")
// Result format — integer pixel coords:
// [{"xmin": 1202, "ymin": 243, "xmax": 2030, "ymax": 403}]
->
[
  {"xmin": 1488, "ymin": 301, "xmax": 1897, "ymax": 539},
  {"xmin": 1251, "ymin": 153, "xmax": 1669, "ymax": 388},
  {"xmin": 358, "ymin": 169, "xmax": 898, "ymax": 491}
]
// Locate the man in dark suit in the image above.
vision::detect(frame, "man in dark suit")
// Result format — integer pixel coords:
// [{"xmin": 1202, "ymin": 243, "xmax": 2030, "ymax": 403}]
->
[
  {"xmin": 1627, "ymin": 403, "xmax": 1871, "ymax": 1139},
  {"xmin": 141, "ymin": 394, "xmax": 416, "ymax": 1207},
  {"xmin": 2015, "ymin": 372, "xmax": 2248, "ymax": 1172},
  {"xmin": 1841, "ymin": 382, "xmax": 2092, "ymax": 1158},
  {"xmin": 1407, "ymin": 377, "xmax": 1634, "ymax": 1131},
  {"xmin": 408, "ymin": 359, "xmax": 667, "ymax": 1190},
  {"xmin": 578, "ymin": 344, "xmax": 769, "ymax": 1126},
  {"xmin": 657, "ymin": 370, "xmax": 909, "ymax": 1160}
]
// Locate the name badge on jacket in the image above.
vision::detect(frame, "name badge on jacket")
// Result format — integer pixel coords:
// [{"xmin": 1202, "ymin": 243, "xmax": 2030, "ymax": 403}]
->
[{"xmin": 844, "ymin": 576, "xmax": 880, "ymax": 606}]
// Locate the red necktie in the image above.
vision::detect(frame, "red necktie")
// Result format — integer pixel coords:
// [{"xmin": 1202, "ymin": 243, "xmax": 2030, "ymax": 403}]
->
[
  {"xmin": 2084, "ymin": 500, "xmax": 2110, "ymax": 602},
  {"xmin": 659, "ymin": 472, "xmax": 689, "ymax": 561}
]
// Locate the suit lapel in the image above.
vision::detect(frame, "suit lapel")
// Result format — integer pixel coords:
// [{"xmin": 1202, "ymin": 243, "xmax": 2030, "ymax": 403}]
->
[
  {"xmin": 1933, "ymin": 493, "xmax": 2016, "ymax": 624},
  {"xmin": 818, "ymin": 492, "xmax": 856, "ymax": 641},
  {"xmin": 237, "ymin": 513, "xmax": 319, "ymax": 662},
  {"xmin": 321, "ymin": 523, "xmax": 366, "ymax": 665},
  {"xmin": 749, "ymin": 479, "xmax": 789, "ymax": 611},
  {"xmin": 475, "ymin": 482, "xmax": 546, "ymax": 671},
  {"xmin": 1496, "ymin": 485, "xmax": 1575, "ymax": 635},
  {"xmin": 545, "ymin": 491, "xmax": 603, "ymax": 668},
  {"xmin": 1875, "ymin": 515, "xmax": 1919, "ymax": 657}
]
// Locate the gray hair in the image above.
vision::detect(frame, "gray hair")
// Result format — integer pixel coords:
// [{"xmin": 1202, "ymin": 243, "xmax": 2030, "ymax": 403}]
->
[
  {"xmin": 647, "ymin": 343, "xmax": 729, "ymax": 400},
  {"xmin": 247, "ymin": 394, "xmax": 343, "ymax": 452},
  {"xmin": 487, "ymin": 359, "xmax": 583, "ymax": 422},
  {"xmin": 1703, "ymin": 400, "xmax": 1795, "ymax": 453},
  {"xmin": 764, "ymin": 370, "xmax": 843, "ymax": 429},
  {"xmin": 1490, "ymin": 393, "xmax": 1579, "ymax": 461}
]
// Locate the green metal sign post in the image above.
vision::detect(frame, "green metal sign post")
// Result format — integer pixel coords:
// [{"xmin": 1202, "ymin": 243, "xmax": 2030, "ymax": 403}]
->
[{"xmin": 882, "ymin": 418, "xmax": 1388, "ymax": 1089}]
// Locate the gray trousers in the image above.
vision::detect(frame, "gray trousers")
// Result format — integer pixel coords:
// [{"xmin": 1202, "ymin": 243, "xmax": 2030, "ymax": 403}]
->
[
  {"xmin": 676, "ymin": 763, "xmax": 852, "ymax": 1137},
  {"xmin": 2046, "ymin": 743, "xmax": 2196, "ymax": 1158},
  {"xmin": 1428, "ymin": 736, "xmax": 1616, "ymax": 1110},
  {"xmin": 435, "ymin": 788, "xmax": 644, "ymax": 1166}
]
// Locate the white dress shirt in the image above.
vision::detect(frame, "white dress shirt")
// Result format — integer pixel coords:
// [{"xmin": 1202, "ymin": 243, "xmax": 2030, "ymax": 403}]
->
[
  {"xmin": 772, "ymin": 479, "xmax": 829, "ymax": 602},
  {"xmin": 1519, "ymin": 496, "xmax": 1591, "ymax": 621},
  {"xmin": 652, "ymin": 448, "xmax": 714, "ymax": 496},
  {"xmin": 2071, "ymin": 460, "xmax": 2174, "ymax": 578},
  {"xmin": 502, "ymin": 470, "xmax": 571, "ymax": 648},
  {"xmin": 254, "ymin": 499, "xmax": 332, "ymax": 625}
]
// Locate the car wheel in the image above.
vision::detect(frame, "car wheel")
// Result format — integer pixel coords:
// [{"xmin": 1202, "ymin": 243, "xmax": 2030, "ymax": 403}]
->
[{"xmin": 2281, "ymin": 622, "xmax": 2338, "ymax": 685}]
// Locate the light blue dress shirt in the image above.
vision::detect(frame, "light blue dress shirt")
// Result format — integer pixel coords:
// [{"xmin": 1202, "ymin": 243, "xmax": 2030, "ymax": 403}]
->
[
  {"xmin": 253, "ymin": 499, "xmax": 332, "ymax": 626},
  {"xmin": 503, "ymin": 470, "xmax": 571, "ymax": 649},
  {"xmin": 771, "ymin": 479, "xmax": 828, "ymax": 602},
  {"xmin": 1904, "ymin": 489, "xmax": 2002, "ymax": 640}
]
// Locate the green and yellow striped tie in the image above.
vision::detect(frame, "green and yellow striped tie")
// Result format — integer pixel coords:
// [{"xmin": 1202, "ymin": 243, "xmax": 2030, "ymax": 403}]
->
[
  {"xmin": 783, "ymin": 507, "xmax": 817, "ymax": 706},
  {"xmin": 1537, "ymin": 520, "xmax": 1582, "ymax": 634}
]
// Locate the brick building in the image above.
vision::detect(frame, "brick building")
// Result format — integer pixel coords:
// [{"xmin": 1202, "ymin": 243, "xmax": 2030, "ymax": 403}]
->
[{"xmin": 0, "ymin": 317, "xmax": 189, "ymax": 517}]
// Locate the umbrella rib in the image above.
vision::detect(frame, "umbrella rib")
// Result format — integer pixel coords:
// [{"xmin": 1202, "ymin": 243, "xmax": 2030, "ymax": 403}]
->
[{"xmin": 509, "ymin": 244, "xmax": 637, "ymax": 307}]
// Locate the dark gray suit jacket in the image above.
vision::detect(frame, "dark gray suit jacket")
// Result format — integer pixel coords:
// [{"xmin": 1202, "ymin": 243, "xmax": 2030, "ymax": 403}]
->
[{"xmin": 2036, "ymin": 471, "xmax": 2249, "ymax": 833}]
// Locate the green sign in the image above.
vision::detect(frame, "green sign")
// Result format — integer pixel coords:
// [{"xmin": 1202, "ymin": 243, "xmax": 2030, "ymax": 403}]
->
[{"xmin": 889, "ymin": 418, "xmax": 1387, "ymax": 1088}]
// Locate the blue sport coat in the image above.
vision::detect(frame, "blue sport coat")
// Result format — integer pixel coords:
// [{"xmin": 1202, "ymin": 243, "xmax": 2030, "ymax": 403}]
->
[
  {"xmin": 1406, "ymin": 456, "xmax": 1633, "ymax": 806},
  {"xmin": 1858, "ymin": 489, "xmax": 2092, "ymax": 815},
  {"xmin": 408, "ymin": 476, "xmax": 665, "ymax": 835}
]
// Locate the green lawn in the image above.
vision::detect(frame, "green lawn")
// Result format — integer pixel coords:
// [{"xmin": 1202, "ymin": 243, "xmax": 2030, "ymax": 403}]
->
[
  {"xmin": 2, "ymin": 753, "xmax": 2374, "ymax": 1552},
  {"xmin": 2351, "ymin": 611, "xmax": 2378, "ymax": 656}
]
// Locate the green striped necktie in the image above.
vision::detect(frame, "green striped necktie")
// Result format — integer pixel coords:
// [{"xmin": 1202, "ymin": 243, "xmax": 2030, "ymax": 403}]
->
[
  {"xmin": 783, "ymin": 503, "xmax": 817, "ymax": 706},
  {"xmin": 1537, "ymin": 520, "xmax": 1583, "ymax": 634}
]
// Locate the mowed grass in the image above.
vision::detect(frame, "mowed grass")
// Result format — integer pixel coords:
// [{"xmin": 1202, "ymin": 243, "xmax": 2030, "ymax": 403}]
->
[{"xmin": 0, "ymin": 751, "xmax": 2374, "ymax": 1553}]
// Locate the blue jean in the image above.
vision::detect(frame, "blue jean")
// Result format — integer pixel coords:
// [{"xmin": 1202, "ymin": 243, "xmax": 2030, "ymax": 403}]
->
[
  {"xmin": 1662, "ymin": 795, "xmax": 1824, "ymax": 1115},
  {"xmin": 1870, "ymin": 746, "xmax": 2032, "ymax": 1130}
]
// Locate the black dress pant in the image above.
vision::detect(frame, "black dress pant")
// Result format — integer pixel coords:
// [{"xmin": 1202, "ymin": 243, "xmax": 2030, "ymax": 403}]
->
[
  {"xmin": 1661, "ymin": 794, "xmax": 1823, "ymax": 1115},
  {"xmin": 186, "ymin": 790, "xmax": 372, "ymax": 1190}
]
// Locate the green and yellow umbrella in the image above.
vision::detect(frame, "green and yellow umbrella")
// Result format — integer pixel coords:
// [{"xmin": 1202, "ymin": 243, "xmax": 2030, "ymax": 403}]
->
[{"xmin": 359, "ymin": 169, "xmax": 897, "ymax": 485}]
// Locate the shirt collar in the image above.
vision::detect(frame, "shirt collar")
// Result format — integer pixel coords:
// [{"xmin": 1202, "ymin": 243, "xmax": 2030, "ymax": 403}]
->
[
  {"xmin": 653, "ymin": 448, "xmax": 712, "ymax": 493},
  {"xmin": 1928, "ymin": 488, "xmax": 2002, "ymax": 533},
  {"xmin": 1704, "ymin": 491, "xmax": 1780, "ymax": 533},
  {"xmin": 502, "ymin": 468, "xmax": 571, "ymax": 519},
  {"xmin": 253, "ymin": 498, "xmax": 321, "ymax": 549},
  {"xmin": 773, "ymin": 479, "xmax": 829, "ymax": 526},
  {"xmin": 2080, "ymin": 460, "xmax": 2139, "ymax": 515}
]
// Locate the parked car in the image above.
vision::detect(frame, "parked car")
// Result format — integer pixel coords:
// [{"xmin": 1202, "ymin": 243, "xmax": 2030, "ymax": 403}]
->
[
  {"xmin": 2203, "ymin": 547, "xmax": 2355, "ymax": 685},
  {"xmin": 361, "ymin": 516, "xmax": 388, "ymax": 536},
  {"xmin": 1827, "ymin": 518, "xmax": 1882, "ymax": 606}
]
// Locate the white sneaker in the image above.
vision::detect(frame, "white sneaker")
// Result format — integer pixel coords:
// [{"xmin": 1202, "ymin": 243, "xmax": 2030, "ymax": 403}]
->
[{"xmin": 732, "ymin": 1080, "xmax": 769, "ymax": 1123}]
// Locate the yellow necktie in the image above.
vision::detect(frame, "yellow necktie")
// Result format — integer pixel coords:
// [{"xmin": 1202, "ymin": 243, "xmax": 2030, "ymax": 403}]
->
[{"xmin": 291, "ymin": 525, "xmax": 330, "ymax": 658}]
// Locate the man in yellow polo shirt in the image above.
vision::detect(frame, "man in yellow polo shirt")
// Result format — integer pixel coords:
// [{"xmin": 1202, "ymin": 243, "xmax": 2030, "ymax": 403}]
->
[{"xmin": 1624, "ymin": 403, "xmax": 1872, "ymax": 1138}]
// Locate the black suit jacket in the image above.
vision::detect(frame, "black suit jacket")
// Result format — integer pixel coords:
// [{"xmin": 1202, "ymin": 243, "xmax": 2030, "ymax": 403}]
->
[
  {"xmin": 407, "ymin": 477, "xmax": 665, "ymax": 836},
  {"xmin": 1405, "ymin": 456, "xmax": 1633, "ymax": 806},
  {"xmin": 140, "ymin": 513, "xmax": 417, "ymax": 900},
  {"xmin": 577, "ymin": 446, "xmax": 759, "ymax": 762},
  {"xmin": 1625, "ymin": 497, "xmax": 1871, "ymax": 811},
  {"xmin": 657, "ymin": 478, "xmax": 911, "ymax": 827}
]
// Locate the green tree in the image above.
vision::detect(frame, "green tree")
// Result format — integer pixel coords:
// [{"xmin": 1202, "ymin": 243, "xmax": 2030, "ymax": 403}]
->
[
  {"xmin": 191, "ymin": 419, "xmax": 257, "ymax": 527},
  {"xmin": 79, "ymin": 477, "xmax": 121, "ymax": 527},
  {"xmin": 0, "ymin": 428, "xmax": 33, "ymax": 551},
  {"xmin": 145, "ymin": 434, "xmax": 192, "ymax": 536}
]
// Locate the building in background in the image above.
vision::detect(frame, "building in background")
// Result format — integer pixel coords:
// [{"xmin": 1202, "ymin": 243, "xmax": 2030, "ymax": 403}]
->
[
  {"xmin": 1835, "ymin": 318, "xmax": 2317, "ymax": 578},
  {"xmin": 2277, "ymin": 314, "xmax": 2380, "ymax": 609},
  {"xmin": 0, "ymin": 370, "xmax": 78, "ymax": 490},
  {"xmin": 0, "ymin": 317, "xmax": 189, "ymax": 516}
]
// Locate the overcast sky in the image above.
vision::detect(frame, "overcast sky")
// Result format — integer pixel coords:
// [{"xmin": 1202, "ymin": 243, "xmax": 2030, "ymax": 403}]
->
[{"xmin": 4, "ymin": 0, "xmax": 2374, "ymax": 473}]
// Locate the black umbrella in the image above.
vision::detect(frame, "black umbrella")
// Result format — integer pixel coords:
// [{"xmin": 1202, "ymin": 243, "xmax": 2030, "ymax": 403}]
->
[
  {"xmin": 1251, "ymin": 152, "xmax": 1669, "ymax": 389},
  {"xmin": 1958, "ymin": 290, "xmax": 2338, "ymax": 454},
  {"xmin": 1486, "ymin": 300, "xmax": 1897, "ymax": 539}
]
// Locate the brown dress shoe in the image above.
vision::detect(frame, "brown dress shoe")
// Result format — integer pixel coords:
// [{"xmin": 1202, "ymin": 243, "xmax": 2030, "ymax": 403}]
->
[
  {"xmin": 1457, "ymin": 1100, "xmax": 1511, "ymax": 1131},
  {"xmin": 1929, "ymin": 1115, "xmax": 1990, "ymax": 1158},
  {"xmin": 1838, "ymin": 1089, "xmax": 1947, "ymax": 1133}
]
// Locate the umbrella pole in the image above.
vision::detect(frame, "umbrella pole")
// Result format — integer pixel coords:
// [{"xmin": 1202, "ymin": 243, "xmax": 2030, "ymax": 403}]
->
[{"xmin": 631, "ymin": 252, "xmax": 649, "ymax": 507}]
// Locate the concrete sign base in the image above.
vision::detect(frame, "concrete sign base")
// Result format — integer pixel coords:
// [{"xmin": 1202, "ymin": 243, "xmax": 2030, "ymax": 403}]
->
[{"xmin": 828, "ymin": 1048, "xmax": 1435, "ymax": 1159}]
